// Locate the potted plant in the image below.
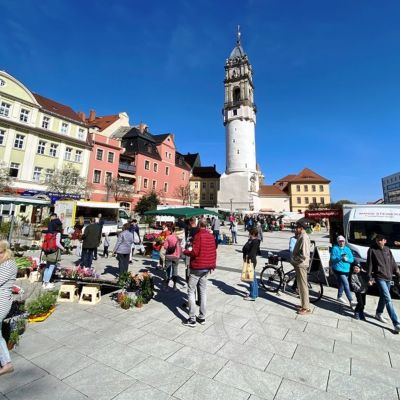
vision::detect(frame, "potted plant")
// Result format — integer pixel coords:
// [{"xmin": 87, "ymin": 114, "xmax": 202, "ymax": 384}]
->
[
  {"xmin": 120, "ymin": 295, "xmax": 133, "ymax": 310},
  {"xmin": 135, "ymin": 295, "xmax": 144, "ymax": 308},
  {"xmin": 16, "ymin": 319, "xmax": 27, "ymax": 335},
  {"xmin": 7, "ymin": 330, "xmax": 19, "ymax": 350},
  {"xmin": 27, "ymin": 291, "xmax": 57, "ymax": 322}
]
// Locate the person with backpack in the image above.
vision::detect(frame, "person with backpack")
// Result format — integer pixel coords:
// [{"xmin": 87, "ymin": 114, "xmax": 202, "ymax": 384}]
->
[
  {"xmin": 81, "ymin": 218, "xmax": 102, "ymax": 269},
  {"xmin": 42, "ymin": 217, "xmax": 65, "ymax": 289}
]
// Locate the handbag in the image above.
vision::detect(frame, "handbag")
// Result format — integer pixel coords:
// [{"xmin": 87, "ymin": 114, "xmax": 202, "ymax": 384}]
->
[{"xmin": 241, "ymin": 257, "xmax": 254, "ymax": 282}]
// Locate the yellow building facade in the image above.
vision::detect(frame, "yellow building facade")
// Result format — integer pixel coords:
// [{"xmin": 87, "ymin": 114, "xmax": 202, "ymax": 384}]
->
[
  {"xmin": 0, "ymin": 71, "xmax": 91, "ymax": 196},
  {"xmin": 189, "ymin": 166, "xmax": 220, "ymax": 208}
]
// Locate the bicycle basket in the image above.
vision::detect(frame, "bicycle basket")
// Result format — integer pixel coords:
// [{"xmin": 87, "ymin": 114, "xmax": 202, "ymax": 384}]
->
[{"xmin": 268, "ymin": 255, "xmax": 279, "ymax": 266}]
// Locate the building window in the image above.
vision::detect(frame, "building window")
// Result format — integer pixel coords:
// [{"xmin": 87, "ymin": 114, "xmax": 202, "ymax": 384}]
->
[
  {"xmin": 78, "ymin": 128, "xmax": 85, "ymax": 139},
  {"xmin": 152, "ymin": 180, "xmax": 157, "ymax": 190},
  {"xmin": 0, "ymin": 102, "xmax": 11, "ymax": 117},
  {"xmin": 210, "ymin": 182, "xmax": 214, "ymax": 189},
  {"xmin": 9, "ymin": 162, "xmax": 19, "ymax": 178},
  {"xmin": 93, "ymin": 170, "xmax": 101, "ymax": 183},
  {"xmin": 233, "ymin": 109, "xmax": 237, "ymax": 116},
  {"xmin": 194, "ymin": 182, "xmax": 199, "ymax": 189},
  {"xmin": 71, "ymin": 176, "xmax": 78, "ymax": 185},
  {"xmin": 202, "ymin": 182, "xmax": 206, "ymax": 189},
  {"xmin": 74, "ymin": 150, "xmax": 82, "ymax": 162},
  {"xmin": 296, "ymin": 185, "xmax": 300, "ymax": 192},
  {"xmin": 210, "ymin": 193, "xmax": 214, "ymax": 200},
  {"xmin": 320, "ymin": 197, "xmax": 325, "ymax": 204},
  {"xmin": 49, "ymin": 143, "xmax": 58, "ymax": 157},
  {"xmin": 96, "ymin": 149, "xmax": 103, "ymax": 160},
  {"xmin": 45, "ymin": 169, "xmax": 54, "ymax": 183},
  {"xmin": 312, "ymin": 185, "xmax": 316, "ymax": 192},
  {"xmin": 312, "ymin": 197, "xmax": 317, "ymax": 204},
  {"xmin": 108, "ymin": 152, "xmax": 114, "ymax": 163},
  {"xmin": 37, "ymin": 140, "xmax": 46, "ymax": 154},
  {"xmin": 202, "ymin": 193, "xmax": 206, "ymax": 201},
  {"xmin": 143, "ymin": 178, "xmax": 148, "ymax": 189},
  {"xmin": 61, "ymin": 122, "xmax": 69, "ymax": 134},
  {"xmin": 64, "ymin": 147, "xmax": 72, "ymax": 160},
  {"xmin": 14, "ymin": 134, "xmax": 25, "ymax": 149},
  {"xmin": 182, "ymin": 172, "xmax": 185, "ymax": 180},
  {"xmin": 305, "ymin": 197, "xmax": 309, "ymax": 204},
  {"xmin": 296, "ymin": 197, "xmax": 301, "ymax": 204},
  {"xmin": 319, "ymin": 185, "xmax": 323, "ymax": 192},
  {"xmin": 166, "ymin": 166, "xmax": 169, "ymax": 175},
  {"xmin": 145, "ymin": 160, "xmax": 150, "ymax": 170},
  {"xmin": 164, "ymin": 182, "xmax": 168, "ymax": 192},
  {"xmin": 304, "ymin": 185, "xmax": 308, "ymax": 192},
  {"xmin": 32, "ymin": 167, "xmax": 42, "ymax": 182},
  {"xmin": 19, "ymin": 108, "xmax": 30, "ymax": 123},
  {"xmin": 0, "ymin": 129, "xmax": 5, "ymax": 145},
  {"xmin": 42, "ymin": 116, "xmax": 50, "ymax": 129},
  {"xmin": 154, "ymin": 163, "xmax": 158, "ymax": 172},
  {"xmin": 105, "ymin": 172, "xmax": 112, "ymax": 184}
]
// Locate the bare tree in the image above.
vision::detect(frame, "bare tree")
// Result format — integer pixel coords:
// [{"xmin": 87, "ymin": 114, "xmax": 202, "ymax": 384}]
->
[
  {"xmin": 173, "ymin": 184, "xmax": 191, "ymax": 205},
  {"xmin": 110, "ymin": 178, "xmax": 135, "ymax": 202},
  {"xmin": 0, "ymin": 162, "xmax": 12, "ymax": 194},
  {"xmin": 46, "ymin": 163, "xmax": 89, "ymax": 197}
]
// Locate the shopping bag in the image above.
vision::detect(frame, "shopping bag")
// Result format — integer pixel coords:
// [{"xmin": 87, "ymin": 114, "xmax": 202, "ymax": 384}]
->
[{"xmin": 241, "ymin": 259, "xmax": 254, "ymax": 282}]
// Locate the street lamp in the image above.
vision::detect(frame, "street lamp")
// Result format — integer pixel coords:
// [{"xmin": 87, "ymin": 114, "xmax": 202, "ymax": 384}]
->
[{"xmin": 230, "ymin": 198, "xmax": 233, "ymax": 213}]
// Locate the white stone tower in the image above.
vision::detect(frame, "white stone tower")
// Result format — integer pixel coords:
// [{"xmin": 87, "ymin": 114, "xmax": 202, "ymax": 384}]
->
[{"xmin": 218, "ymin": 27, "xmax": 259, "ymax": 211}]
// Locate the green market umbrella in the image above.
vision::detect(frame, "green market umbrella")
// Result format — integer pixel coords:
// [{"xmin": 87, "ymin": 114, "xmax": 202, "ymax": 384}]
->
[{"xmin": 144, "ymin": 207, "xmax": 219, "ymax": 218}]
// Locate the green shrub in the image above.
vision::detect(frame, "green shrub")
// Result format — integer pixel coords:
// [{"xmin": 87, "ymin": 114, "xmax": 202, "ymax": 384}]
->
[{"xmin": 26, "ymin": 291, "xmax": 57, "ymax": 316}]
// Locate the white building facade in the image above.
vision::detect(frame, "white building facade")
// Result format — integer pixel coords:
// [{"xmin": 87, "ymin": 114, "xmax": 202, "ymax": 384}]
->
[
  {"xmin": 382, "ymin": 172, "xmax": 400, "ymax": 204},
  {"xmin": 218, "ymin": 30, "xmax": 260, "ymax": 211}
]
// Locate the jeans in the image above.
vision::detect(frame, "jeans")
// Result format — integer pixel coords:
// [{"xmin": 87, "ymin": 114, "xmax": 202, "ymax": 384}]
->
[
  {"xmin": 117, "ymin": 253, "xmax": 130, "ymax": 275},
  {"xmin": 355, "ymin": 292, "xmax": 366, "ymax": 312},
  {"xmin": 81, "ymin": 248, "xmax": 95, "ymax": 268},
  {"xmin": 0, "ymin": 304, "xmax": 12, "ymax": 366},
  {"xmin": 213, "ymin": 230, "xmax": 219, "ymax": 248},
  {"xmin": 231, "ymin": 231, "xmax": 237, "ymax": 244},
  {"xmin": 188, "ymin": 269, "xmax": 209, "ymax": 319},
  {"xmin": 43, "ymin": 264, "xmax": 55, "ymax": 283},
  {"xmin": 376, "ymin": 279, "xmax": 399, "ymax": 326},
  {"xmin": 249, "ymin": 269, "xmax": 258, "ymax": 299},
  {"xmin": 335, "ymin": 273, "xmax": 353, "ymax": 302},
  {"xmin": 165, "ymin": 259, "xmax": 179, "ymax": 283}
]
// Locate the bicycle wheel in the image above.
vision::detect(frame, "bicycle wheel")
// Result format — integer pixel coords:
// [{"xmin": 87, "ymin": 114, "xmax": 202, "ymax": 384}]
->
[
  {"xmin": 260, "ymin": 265, "xmax": 283, "ymax": 292},
  {"xmin": 307, "ymin": 279, "xmax": 323, "ymax": 303}
]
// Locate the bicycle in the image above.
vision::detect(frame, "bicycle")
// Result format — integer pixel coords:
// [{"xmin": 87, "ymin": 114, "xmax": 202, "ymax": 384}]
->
[{"xmin": 260, "ymin": 253, "xmax": 324, "ymax": 303}]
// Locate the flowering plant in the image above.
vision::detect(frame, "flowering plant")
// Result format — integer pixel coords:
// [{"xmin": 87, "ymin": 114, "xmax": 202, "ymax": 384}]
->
[{"xmin": 59, "ymin": 267, "xmax": 99, "ymax": 280}]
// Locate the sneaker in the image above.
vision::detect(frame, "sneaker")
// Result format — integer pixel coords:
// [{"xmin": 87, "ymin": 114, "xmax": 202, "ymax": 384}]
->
[
  {"xmin": 243, "ymin": 296, "xmax": 256, "ymax": 301},
  {"xmin": 354, "ymin": 312, "xmax": 360, "ymax": 320},
  {"xmin": 359, "ymin": 312, "xmax": 367, "ymax": 321},
  {"xmin": 297, "ymin": 308, "xmax": 311, "ymax": 315},
  {"xmin": 349, "ymin": 300, "xmax": 357, "ymax": 308},
  {"xmin": 182, "ymin": 319, "xmax": 196, "ymax": 328},
  {"xmin": 394, "ymin": 324, "xmax": 400, "ymax": 333},
  {"xmin": 0, "ymin": 362, "xmax": 14, "ymax": 376},
  {"xmin": 337, "ymin": 297, "xmax": 347, "ymax": 305},
  {"xmin": 196, "ymin": 316, "xmax": 206, "ymax": 325},
  {"xmin": 375, "ymin": 313, "xmax": 388, "ymax": 323},
  {"xmin": 41, "ymin": 283, "xmax": 48, "ymax": 289},
  {"xmin": 46, "ymin": 283, "xmax": 55, "ymax": 289}
]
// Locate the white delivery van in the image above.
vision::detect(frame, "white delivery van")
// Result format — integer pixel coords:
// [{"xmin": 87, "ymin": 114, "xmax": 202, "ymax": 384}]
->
[
  {"xmin": 55, "ymin": 200, "xmax": 130, "ymax": 235},
  {"xmin": 343, "ymin": 204, "xmax": 400, "ymax": 265}
]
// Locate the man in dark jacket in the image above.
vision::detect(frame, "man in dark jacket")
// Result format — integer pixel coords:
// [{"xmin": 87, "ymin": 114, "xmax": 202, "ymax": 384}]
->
[
  {"xmin": 81, "ymin": 218, "xmax": 102, "ymax": 269},
  {"xmin": 183, "ymin": 219, "xmax": 216, "ymax": 327},
  {"xmin": 367, "ymin": 234, "xmax": 400, "ymax": 332}
]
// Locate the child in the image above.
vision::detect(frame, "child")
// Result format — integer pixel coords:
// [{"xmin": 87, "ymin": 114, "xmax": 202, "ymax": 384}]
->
[
  {"xmin": 350, "ymin": 263, "xmax": 368, "ymax": 320},
  {"xmin": 103, "ymin": 232, "xmax": 110, "ymax": 258}
]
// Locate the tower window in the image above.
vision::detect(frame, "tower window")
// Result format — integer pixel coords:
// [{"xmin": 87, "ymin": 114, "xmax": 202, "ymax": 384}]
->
[
  {"xmin": 232, "ymin": 139, "xmax": 235, "ymax": 143},
  {"xmin": 237, "ymin": 150, "xmax": 240, "ymax": 154},
  {"xmin": 233, "ymin": 109, "xmax": 237, "ymax": 116},
  {"xmin": 233, "ymin": 87, "xmax": 240, "ymax": 102}
]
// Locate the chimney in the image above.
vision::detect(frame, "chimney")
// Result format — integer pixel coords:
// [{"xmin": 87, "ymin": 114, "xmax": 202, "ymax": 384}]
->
[
  {"xmin": 77, "ymin": 111, "xmax": 86, "ymax": 122},
  {"xmin": 89, "ymin": 109, "xmax": 96, "ymax": 122},
  {"xmin": 138, "ymin": 122, "xmax": 148, "ymax": 133}
]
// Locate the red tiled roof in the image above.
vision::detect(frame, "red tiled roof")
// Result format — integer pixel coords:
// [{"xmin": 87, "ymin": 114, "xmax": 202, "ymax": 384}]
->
[
  {"xmin": 291, "ymin": 168, "xmax": 330, "ymax": 183},
  {"xmin": 275, "ymin": 174, "xmax": 297, "ymax": 182},
  {"xmin": 33, "ymin": 93, "xmax": 84, "ymax": 123},
  {"xmin": 258, "ymin": 185, "xmax": 288, "ymax": 197},
  {"xmin": 87, "ymin": 115, "xmax": 119, "ymax": 131}
]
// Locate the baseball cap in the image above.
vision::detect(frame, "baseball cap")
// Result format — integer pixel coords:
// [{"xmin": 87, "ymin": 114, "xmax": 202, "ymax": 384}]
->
[{"xmin": 337, "ymin": 235, "xmax": 345, "ymax": 242}]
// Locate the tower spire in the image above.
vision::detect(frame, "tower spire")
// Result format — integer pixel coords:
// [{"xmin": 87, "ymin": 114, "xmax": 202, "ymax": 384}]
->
[{"xmin": 237, "ymin": 25, "xmax": 241, "ymax": 45}]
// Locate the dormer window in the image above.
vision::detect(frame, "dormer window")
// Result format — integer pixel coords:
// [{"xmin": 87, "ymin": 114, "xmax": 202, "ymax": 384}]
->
[{"xmin": 147, "ymin": 145, "xmax": 152, "ymax": 153}]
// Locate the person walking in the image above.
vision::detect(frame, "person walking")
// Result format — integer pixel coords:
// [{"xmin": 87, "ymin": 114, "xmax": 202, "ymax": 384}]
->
[
  {"xmin": 113, "ymin": 223, "xmax": 134, "ymax": 276},
  {"xmin": 290, "ymin": 220, "xmax": 311, "ymax": 315},
  {"xmin": 183, "ymin": 219, "xmax": 216, "ymax": 327},
  {"xmin": 211, "ymin": 217, "xmax": 220, "ymax": 248},
  {"xmin": 242, "ymin": 228, "xmax": 261, "ymax": 301},
  {"xmin": 81, "ymin": 218, "xmax": 102, "ymax": 269},
  {"xmin": 350, "ymin": 263, "xmax": 368, "ymax": 320},
  {"xmin": 367, "ymin": 234, "xmax": 400, "ymax": 332},
  {"xmin": 93, "ymin": 214, "xmax": 104, "ymax": 260},
  {"xmin": 163, "ymin": 226, "xmax": 181, "ymax": 290},
  {"xmin": 330, "ymin": 235, "xmax": 355, "ymax": 307},
  {"xmin": 256, "ymin": 221, "xmax": 263, "ymax": 242},
  {"xmin": 103, "ymin": 232, "xmax": 110, "ymax": 258},
  {"xmin": 0, "ymin": 240, "xmax": 17, "ymax": 376},
  {"xmin": 230, "ymin": 218, "xmax": 238, "ymax": 244}
]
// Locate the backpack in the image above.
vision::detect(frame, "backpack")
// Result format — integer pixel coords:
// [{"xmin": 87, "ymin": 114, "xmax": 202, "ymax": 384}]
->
[{"xmin": 42, "ymin": 233, "xmax": 58, "ymax": 254}]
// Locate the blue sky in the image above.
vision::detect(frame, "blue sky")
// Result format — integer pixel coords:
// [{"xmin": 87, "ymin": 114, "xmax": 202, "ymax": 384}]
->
[{"xmin": 2, "ymin": 0, "xmax": 399, "ymax": 203}]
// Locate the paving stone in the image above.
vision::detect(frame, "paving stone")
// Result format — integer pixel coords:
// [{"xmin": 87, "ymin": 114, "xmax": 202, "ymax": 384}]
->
[
  {"xmin": 175, "ymin": 330, "xmax": 227, "ymax": 354},
  {"xmin": 337, "ymin": 319, "xmax": 386, "ymax": 337},
  {"xmin": 334, "ymin": 341, "xmax": 391, "ymax": 366},
  {"xmin": 266, "ymin": 355, "xmax": 329, "ymax": 391},
  {"xmin": 29, "ymin": 317, "xmax": 81, "ymax": 341},
  {"xmin": 295, "ymin": 313, "xmax": 338, "ymax": 328},
  {"xmin": 113, "ymin": 380, "xmax": 173, "ymax": 399},
  {"xmin": 141, "ymin": 319, "xmax": 188, "ymax": 340},
  {"xmin": 173, "ymin": 374, "xmax": 250, "ymax": 400},
  {"xmin": 305, "ymin": 322, "xmax": 352, "ymax": 343},
  {"xmin": 129, "ymin": 333, "xmax": 183, "ymax": 360},
  {"xmin": 351, "ymin": 357, "xmax": 400, "ymax": 387},
  {"xmin": 351, "ymin": 330, "xmax": 398, "ymax": 352},
  {"xmin": 6, "ymin": 374, "xmax": 87, "ymax": 400},
  {"xmin": 293, "ymin": 344, "xmax": 350, "ymax": 374},
  {"xmin": 264, "ymin": 314, "xmax": 307, "ymax": 331},
  {"xmin": 63, "ymin": 362, "xmax": 133, "ymax": 400},
  {"xmin": 389, "ymin": 351, "xmax": 400, "ymax": 369},
  {"xmin": 14, "ymin": 330, "xmax": 62, "ymax": 360},
  {"xmin": 117, "ymin": 313, "xmax": 156, "ymax": 328},
  {"xmin": 284, "ymin": 329, "xmax": 335, "ymax": 352},
  {"xmin": 88, "ymin": 341, "xmax": 149, "ymax": 372},
  {"xmin": 127, "ymin": 356, "xmax": 193, "ymax": 395},
  {"xmin": 52, "ymin": 307, "xmax": 93, "ymax": 322},
  {"xmin": 275, "ymin": 378, "xmax": 347, "ymax": 400},
  {"xmin": 327, "ymin": 370, "xmax": 398, "ymax": 399},
  {"xmin": 167, "ymin": 346, "xmax": 227, "ymax": 378},
  {"xmin": 96, "ymin": 324, "xmax": 147, "ymax": 344},
  {"xmin": 72, "ymin": 313, "xmax": 116, "ymax": 332},
  {"xmin": 214, "ymin": 360, "xmax": 281, "ymax": 399},
  {"xmin": 246, "ymin": 333, "xmax": 297, "ymax": 358},
  {"xmin": 31, "ymin": 345, "xmax": 95, "ymax": 379},
  {"xmin": 241, "ymin": 319, "xmax": 288, "ymax": 340},
  {"xmin": 203, "ymin": 322, "xmax": 252, "ymax": 344},
  {"xmin": 216, "ymin": 340, "xmax": 273, "ymax": 370},
  {"xmin": 59, "ymin": 329, "xmax": 113, "ymax": 356},
  {"xmin": 0, "ymin": 356, "xmax": 47, "ymax": 395},
  {"xmin": 212, "ymin": 311, "xmax": 250, "ymax": 329}
]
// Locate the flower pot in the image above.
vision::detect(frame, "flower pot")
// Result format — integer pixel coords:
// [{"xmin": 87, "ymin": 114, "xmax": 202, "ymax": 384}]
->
[
  {"xmin": 135, "ymin": 303, "xmax": 143, "ymax": 309},
  {"xmin": 7, "ymin": 342, "xmax": 15, "ymax": 350},
  {"xmin": 29, "ymin": 306, "xmax": 56, "ymax": 323}
]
